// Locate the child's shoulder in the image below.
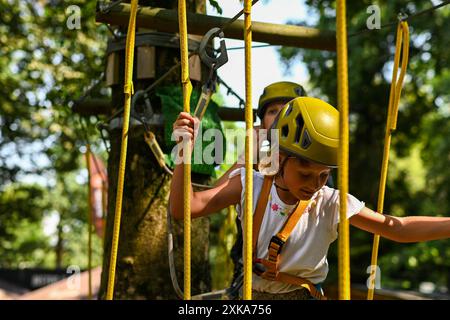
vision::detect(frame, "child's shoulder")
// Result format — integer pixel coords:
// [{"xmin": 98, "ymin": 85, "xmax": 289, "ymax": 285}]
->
[
  {"xmin": 321, "ymin": 185, "xmax": 337, "ymax": 196},
  {"xmin": 318, "ymin": 185, "xmax": 339, "ymax": 205},
  {"xmin": 229, "ymin": 167, "xmax": 265, "ymax": 181},
  {"xmin": 318, "ymin": 186, "xmax": 365, "ymax": 212}
]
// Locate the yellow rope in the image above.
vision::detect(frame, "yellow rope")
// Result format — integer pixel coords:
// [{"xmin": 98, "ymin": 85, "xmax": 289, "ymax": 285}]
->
[
  {"xmin": 336, "ymin": 0, "xmax": 351, "ymax": 300},
  {"xmin": 106, "ymin": 0, "xmax": 138, "ymax": 300},
  {"xmin": 85, "ymin": 144, "xmax": 93, "ymax": 300},
  {"xmin": 178, "ymin": 0, "xmax": 193, "ymax": 300},
  {"xmin": 101, "ymin": 178, "xmax": 107, "ymax": 251},
  {"xmin": 243, "ymin": 0, "xmax": 253, "ymax": 300},
  {"xmin": 367, "ymin": 21, "xmax": 409, "ymax": 300}
]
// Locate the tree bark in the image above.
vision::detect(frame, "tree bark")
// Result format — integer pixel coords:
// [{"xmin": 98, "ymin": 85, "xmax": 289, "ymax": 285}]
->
[{"xmin": 99, "ymin": 0, "xmax": 211, "ymax": 299}]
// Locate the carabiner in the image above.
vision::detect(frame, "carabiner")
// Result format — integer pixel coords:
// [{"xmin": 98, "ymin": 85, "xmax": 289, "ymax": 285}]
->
[
  {"xmin": 199, "ymin": 27, "xmax": 228, "ymax": 72},
  {"xmin": 193, "ymin": 28, "xmax": 229, "ymax": 120}
]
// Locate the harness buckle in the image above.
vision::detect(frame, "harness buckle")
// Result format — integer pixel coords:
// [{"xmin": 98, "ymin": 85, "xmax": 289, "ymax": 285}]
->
[
  {"xmin": 269, "ymin": 235, "xmax": 285, "ymax": 255},
  {"xmin": 253, "ymin": 258, "xmax": 280, "ymax": 281},
  {"xmin": 253, "ymin": 258, "xmax": 266, "ymax": 276}
]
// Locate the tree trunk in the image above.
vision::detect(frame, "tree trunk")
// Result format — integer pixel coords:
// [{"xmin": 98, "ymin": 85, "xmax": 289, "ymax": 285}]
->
[{"xmin": 99, "ymin": 0, "xmax": 211, "ymax": 299}]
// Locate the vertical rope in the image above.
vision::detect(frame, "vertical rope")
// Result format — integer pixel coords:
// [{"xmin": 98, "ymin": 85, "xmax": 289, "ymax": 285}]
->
[
  {"xmin": 101, "ymin": 178, "xmax": 107, "ymax": 251},
  {"xmin": 106, "ymin": 0, "xmax": 138, "ymax": 300},
  {"xmin": 85, "ymin": 145, "xmax": 93, "ymax": 300},
  {"xmin": 368, "ymin": 21, "xmax": 409, "ymax": 300},
  {"xmin": 178, "ymin": 0, "xmax": 193, "ymax": 300},
  {"xmin": 243, "ymin": 0, "xmax": 253, "ymax": 301},
  {"xmin": 336, "ymin": 0, "xmax": 351, "ymax": 300}
]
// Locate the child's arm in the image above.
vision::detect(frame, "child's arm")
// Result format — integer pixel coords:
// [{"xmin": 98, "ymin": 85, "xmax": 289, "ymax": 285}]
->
[
  {"xmin": 169, "ymin": 112, "xmax": 242, "ymax": 220},
  {"xmin": 170, "ymin": 164, "xmax": 241, "ymax": 220},
  {"xmin": 350, "ymin": 207, "xmax": 450, "ymax": 243},
  {"xmin": 214, "ymin": 162, "xmax": 243, "ymax": 187}
]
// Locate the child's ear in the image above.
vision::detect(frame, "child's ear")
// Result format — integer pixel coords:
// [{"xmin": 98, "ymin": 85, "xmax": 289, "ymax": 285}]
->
[{"xmin": 278, "ymin": 152, "xmax": 287, "ymax": 163}]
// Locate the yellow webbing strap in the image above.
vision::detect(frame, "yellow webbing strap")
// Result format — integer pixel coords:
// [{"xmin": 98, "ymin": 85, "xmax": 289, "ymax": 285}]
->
[
  {"xmin": 178, "ymin": 0, "xmax": 193, "ymax": 300},
  {"xmin": 276, "ymin": 200, "xmax": 310, "ymax": 242},
  {"xmin": 144, "ymin": 131, "xmax": 167, "ymax": 169},
  {"xmin": 243, "ymin": 0, "xmax": 253, "ymax": 301},
  {"xmin": 106, "ymin": 0, "xmax": 138, "ymax": 300},
  {"xmin": 261, "ymin": 201, "xmax": 311, "ymax": 280},
  {"xmin": 85, "ymin": 144, "xmax": 93, "ymax": 300},
  {"xmin": 367, "ymin": 21, "xmax": 409, "ymax": 300},
  {"xmin": 252, "ymin": 176, "xmax": 274, "ymax": 252},
  {"xmin": 336, "ymin": 0, "xmax": 351, "ymax": 300}
]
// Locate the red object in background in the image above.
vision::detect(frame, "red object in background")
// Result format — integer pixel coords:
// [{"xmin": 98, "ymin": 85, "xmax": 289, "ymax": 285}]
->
[{"xmin": 88, "ymin": 153, "xmax": 107, "ymax": 239}]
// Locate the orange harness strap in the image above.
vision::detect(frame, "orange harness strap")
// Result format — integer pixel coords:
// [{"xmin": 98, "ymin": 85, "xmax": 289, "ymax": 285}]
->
[
  {"xmin": 276, "ymin": 272, "xmax": 326, "ymax": 300},
  {"xmin": 252, "ymin": 175, "xmax": 274, "ymax": 252},
  {"xmin": 252, "ymin": 176, "xmax": 327, "ymax": 300}
]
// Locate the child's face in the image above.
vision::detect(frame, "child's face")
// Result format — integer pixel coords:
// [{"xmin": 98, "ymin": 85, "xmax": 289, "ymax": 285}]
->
[
  {"xmin": 262, "ymin": 101, "xmax": 286, "ymax": 129},
  {"xmin": 283, "ymin": 157, "xmax": 331, "ymax": 200}
]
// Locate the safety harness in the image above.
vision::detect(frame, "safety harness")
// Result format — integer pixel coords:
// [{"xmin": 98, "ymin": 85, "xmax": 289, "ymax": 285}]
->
[{"xmin": 252, "ymin": 175, "xmax": 327, "ymax": 300}]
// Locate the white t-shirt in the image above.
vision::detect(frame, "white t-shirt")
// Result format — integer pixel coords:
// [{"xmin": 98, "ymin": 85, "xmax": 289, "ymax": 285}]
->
[{"xmin": 230, "ymin": 167, "xmax": 365, "ymax": 293}]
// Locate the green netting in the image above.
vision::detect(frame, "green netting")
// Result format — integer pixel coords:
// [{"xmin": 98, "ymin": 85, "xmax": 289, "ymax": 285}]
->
[{"xmin": 156, "ymin": 85, "xmax": 225, "ymax": 177}]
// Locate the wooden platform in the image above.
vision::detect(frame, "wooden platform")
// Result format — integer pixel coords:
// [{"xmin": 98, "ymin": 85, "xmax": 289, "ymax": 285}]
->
[{"xmin": 325, "ymin": 284, "xmax": 450, "ymax": 300}]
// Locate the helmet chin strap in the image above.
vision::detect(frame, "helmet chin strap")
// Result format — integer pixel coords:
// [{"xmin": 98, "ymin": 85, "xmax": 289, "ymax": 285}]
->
[
  {"xmin": 274, "ymin": 182, "xmax": 290, "ymax": 192},
  {"xmin": 274, "ymin": 156, "xmax": 291, "ymax": 192}
]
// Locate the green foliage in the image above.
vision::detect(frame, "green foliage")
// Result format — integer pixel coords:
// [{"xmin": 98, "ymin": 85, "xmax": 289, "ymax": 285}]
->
[
  {"xmin": 209, "ymin": 207, "xmax": 237, "ymax": 290},
  {"xmin": 280, "ymin": 1, "xmax": 450, "ymax": 291},
  {"xmin": 214, "ymin": 120, "xmax": 245, "ymax": 179},
  {"xmin": 50, "ymin": 170, "xmax": 103, "ymax": 269},
  {"xmin": 0, "ymin": 0, "xmax": 108, "ymax": 183},
  {"xmin": 208, "ymin": 119, "xmax": 242, "ymax": 289},
  {"xmin": 1, "ymin": 219, "xmax": 54, "ymax": 269},
  {"xmin": 159, "ymin": 85, "xmax": 226, "ymax": 177},
  {"xmin": 59, "ymin": 213, "xmax": 103, "ymax": 270},
  {"xmin": 208, "ymin": 0, "xmax": 223, "ymax": 14},
  {"xmin": 0, "ymin": 1, "xmax": 107, "ymax": 269},
  {"xmin": 0, "ymin": 184, "xmax": 52, "ymax": 267},
  {"xmin": 0, "ymin": 171, "xmax": 103, "ymax": 269}
]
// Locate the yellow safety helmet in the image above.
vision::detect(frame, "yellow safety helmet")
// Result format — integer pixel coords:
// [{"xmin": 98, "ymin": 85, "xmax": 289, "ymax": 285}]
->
[
  {"xmin": 270, "ymin": 97, "xmax": 339, "ymax": 168},
  {"xmin": 258, "ymin": 81, "xmax": 306, "ymax": 119}
]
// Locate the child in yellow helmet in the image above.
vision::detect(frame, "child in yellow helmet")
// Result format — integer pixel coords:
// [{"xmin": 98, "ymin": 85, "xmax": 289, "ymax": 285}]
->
[
  {"xmin": 170, "ymin": 97, "xmax": 450, "ymax": 299},
  {"xmin": 213, "ymin": 81, "xmax": 308, "ymax": 288}
]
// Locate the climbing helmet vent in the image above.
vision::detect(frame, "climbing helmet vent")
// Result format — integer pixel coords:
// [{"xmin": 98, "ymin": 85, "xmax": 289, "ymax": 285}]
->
[
  {"xmin": 294, "ymin": 86, "xmax": 305, "ymax": 96},
  {"xmin": 284, "ymin": 103, "xmax": 293, "ymax": 117},
  {"xmin": 301, "ymin": 128, "xmax": 312, "ymax": 149},
  {"xmin": 294, "ymin": 115, "xmax": 304, "ymax": 144},
  {"xmin": 281, "ymin": 124, "xmax": 289, "ymax": 138}
]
